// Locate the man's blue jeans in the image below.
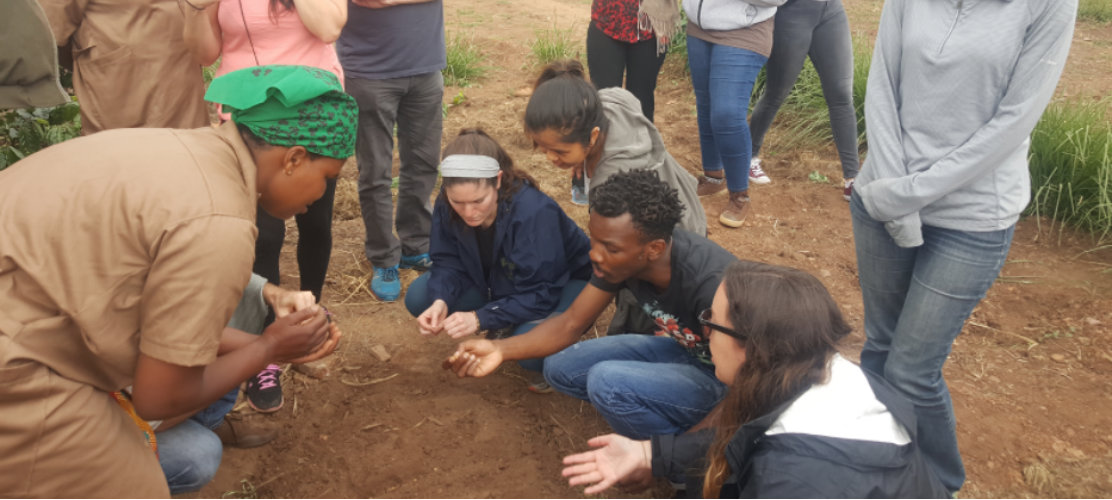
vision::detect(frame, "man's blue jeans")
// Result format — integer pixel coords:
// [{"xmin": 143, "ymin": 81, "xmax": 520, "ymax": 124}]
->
[
  {"xmin": 851, "ymin": 193, "xmax": 1014, "ymax": 493},
  {"xmin": 404, "ymin": 274, "xmax": 588, "ymax": 372},
  {"xmin": 686, "ymin": 35, "xmax": 767, "ymax": 193},
  {"xmin": 543, "ymin": 334, "xmax": 726, "ymax": 440},
  {"xmin": 156, "ymin": 387, "xmax": 237, "ymax": 494}
]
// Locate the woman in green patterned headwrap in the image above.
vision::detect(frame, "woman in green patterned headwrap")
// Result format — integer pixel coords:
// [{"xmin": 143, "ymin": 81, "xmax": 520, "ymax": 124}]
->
[{"xmin": 0, "ymin": 65, "xmax": 355, "ymax": 497}]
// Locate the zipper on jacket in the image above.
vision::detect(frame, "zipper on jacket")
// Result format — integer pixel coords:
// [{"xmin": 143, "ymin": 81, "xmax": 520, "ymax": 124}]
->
[
  {"xmin": 937, "ymin": 0, "xmax": 964, "ymax": 55},
  {"xmin": 696, "ymin": 0, "xmax": 704, "ymax": 29}
]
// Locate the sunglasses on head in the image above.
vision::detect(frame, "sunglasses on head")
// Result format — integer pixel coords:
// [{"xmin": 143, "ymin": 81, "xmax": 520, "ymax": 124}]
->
[{"xmin": 698, "ymin": 308, "xmax": 744, "ymax": 340}]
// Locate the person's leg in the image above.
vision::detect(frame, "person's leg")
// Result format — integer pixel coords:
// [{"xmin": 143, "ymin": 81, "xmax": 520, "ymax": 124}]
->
[
  {"xmin": 748, "ymin": 0, "xmax": 817, "ymax": 159},
  {"xmin": 587, "ymin": 23, "xmax": 627, "ymax": 92},
  {"xmin": 509, "ymin": 279, "xmax": 589, "ymax": 372},
  {"xmin": 706, "ymin": 44, "xmax": 766, "ymax": 193},
  {"xmin": 882, "ymin": 224, "xmax": 1015, "ymax": 493},
  {"xmin": 686, "ymin": 35, "xmax": 722, "ymax": 177},
  {"xmin": 394, "ymin": 72, "xmax": 443, "ymax": 260},
  {"xmin": 156, "ymin": 419, "xmax": 223, "ymax": 495},
  {"xmin": 252, "ymin": 209, "xmax": 287, "ymax": 286},
  {"xmin": 294, "ymin": 178, "xmax": 337, "ymax": 301},
  {"xmin": 544, "ymin": 334, "xmax": 713, "ymax": 400},
  {"xmin": 850, "ymin": 191, "xmax": 915, "ymax": 377},
  {"xmin": 809, "ymin": 0, "xmax": 860, "ymax": 181},
  {"xmin": 587, "ymin": 358, "xmax": 724, "ymax": 439},
  {"xmin": 623, "ymin": 37, "xmax": 667, "ymax": 122},
  {"xmin": 347, "ymin": 76, "xmax": 404, "ymax": 269}
]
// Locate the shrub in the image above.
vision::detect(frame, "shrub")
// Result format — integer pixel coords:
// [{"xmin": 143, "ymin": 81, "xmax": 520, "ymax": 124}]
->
[
  {"xmin": 1079, "ymin": 0, "xmax": 1112, "ymax": 23},
  {"xmin": 530, "ymin": 25, "xmax": 579, "ymax": 66},
  {"xmin": 1, "ymin": 100, "xmax": 82, "ymax": 171},
  {"xmin": 1026, "ymin": 99, "xmax": 1112, "ymax": 242},
  {"xmin": 443, "ymin": 32, "xmax": 486, "ymax": 87}
]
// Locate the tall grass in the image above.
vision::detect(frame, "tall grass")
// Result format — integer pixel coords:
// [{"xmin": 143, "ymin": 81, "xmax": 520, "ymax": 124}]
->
[
  {"xmin": 530, "ymin": 25, "xmax": 579, "ymax": 66},
  {"xmin": 1026, "ymin": 99, "xmax": 1112, "ymax": 242},
  {"xmin": 747, "ymin": 38, "xmax": 871, "ymax": 154},
  {"xmin": 443, "ymin": 32, "xmax": 486, "ymax": 87},
  {"xmin": 1079, "ymin": 0, "xmax": 1112, "ymax": 22},
  {"xmin": 666, "ymin": 10, "xmax": 690, "ymax": 76}
]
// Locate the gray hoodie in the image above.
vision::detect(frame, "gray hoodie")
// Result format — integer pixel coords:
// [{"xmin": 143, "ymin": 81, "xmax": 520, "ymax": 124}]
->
[
  {"xmin": 856, "ymin": 0, "xmax": 1076, "ymax": 247},
  {"xmin": 593, "ymin": 88, "xmax": 708, "ymax": 237},
  {"xmin": 682, "ymin": 0, "xmax": 786, "ymax": 31}
]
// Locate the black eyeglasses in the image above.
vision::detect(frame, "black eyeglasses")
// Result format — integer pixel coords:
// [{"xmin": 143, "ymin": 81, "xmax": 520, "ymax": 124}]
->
[{"xmin": 698, "ymin": 308, "xmax": 743, "ymax": 339}]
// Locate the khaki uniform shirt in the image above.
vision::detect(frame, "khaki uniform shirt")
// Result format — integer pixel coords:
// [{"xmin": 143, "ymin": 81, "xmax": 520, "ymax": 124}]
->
[
  {"xmin": 40, "ymin": 0, "xmax": 209, "ymax": 134},
  {"xmin": 0, "ymin": 122, "xmax": 258, "ymax": 497}
]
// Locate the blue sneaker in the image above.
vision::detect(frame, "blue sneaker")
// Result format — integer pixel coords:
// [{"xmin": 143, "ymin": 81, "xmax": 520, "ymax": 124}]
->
[
  {"xmin": 399, "ymin": 253, "xmax": 432, "ymax": 271},
  {"xmin": 371, "ymin": 265, "xmax": 401, "ymax": 302}
]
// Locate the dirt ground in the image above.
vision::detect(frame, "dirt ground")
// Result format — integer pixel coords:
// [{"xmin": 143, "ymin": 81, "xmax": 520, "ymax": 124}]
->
[{"xmin": 192, "ymin": 1, "xmax": 1112, "ymax": 497}]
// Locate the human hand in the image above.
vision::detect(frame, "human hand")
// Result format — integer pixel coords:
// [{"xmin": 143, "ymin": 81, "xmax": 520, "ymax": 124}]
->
[
  {"xmin": 261, "ymin": 306, "xmax": 330, "ymax": 362},
  {"xmin": 562, "ymin": 434, "xmax": 652, "ymax": 495},
  {"xmin": 572, "ymin": 163, "xmax": 584, "ymax": 180},
  {"xmin": 416, "ymin": 300, "xmax": 448, "ymax": 336},
  {"xmin": 442, "ymin": 339, "xmax": 502, "ymax": 378},
  {"xmin": 442, "ymin": 310, "xmax": 480, "ymax": 339},
  {"xmin": 264, "ymin": 284, "xmax": 316, "ymax": 318},
  {"xmin": 288, "ymin": 321, "xmax": 343, "ymax": 364}
]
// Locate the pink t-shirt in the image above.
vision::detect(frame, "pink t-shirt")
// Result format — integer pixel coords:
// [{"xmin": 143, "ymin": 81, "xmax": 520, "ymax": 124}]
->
[{"xmin": 215, "ymin": 0, "xmax": 344, "ymax": 117}]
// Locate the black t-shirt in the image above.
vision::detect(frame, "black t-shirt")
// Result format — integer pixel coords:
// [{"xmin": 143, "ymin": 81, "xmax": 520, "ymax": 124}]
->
[
  {"xmin": 590, "ymin": 229, "xmax": 738, "ymax": 364},
  {"xmin": 475, "ymin": 224, "xmax": 496, "ymax": 281}
]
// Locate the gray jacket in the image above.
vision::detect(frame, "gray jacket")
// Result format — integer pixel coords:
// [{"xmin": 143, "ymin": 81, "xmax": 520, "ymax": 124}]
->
[
  {"xmin": 593, "ymin": 88, "xmax": 708, "ymax": 237},
  {"xmin": 856, "ymin": 0, "xmax": 1076, "ymax": 247}
]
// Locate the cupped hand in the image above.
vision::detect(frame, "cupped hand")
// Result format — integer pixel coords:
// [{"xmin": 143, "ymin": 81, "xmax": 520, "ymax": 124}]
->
[
  {"xmin": 443, "ymin": 339, "xmax": 502, "ymax": 378},
  {"xmin": 562, "ymin": 434, "xmax": 651, "ymax": 495},
  {"xmin": 442, "ymin": 310, "xmax": 479, "ymax": 339},
  {"xmin": 288, "ymin": 321, "xmax": 343, "ymax": 364},
  {"xmin": 271, "ymin": 289, "xmax": 316, "ymax": 318},
  {"xmin": 417, "ymin": 300, "xmax": 448, "ymax": 336},
  {"xmin": 262, "ymin": 306, "xmax": 330, "ymax": 362}
]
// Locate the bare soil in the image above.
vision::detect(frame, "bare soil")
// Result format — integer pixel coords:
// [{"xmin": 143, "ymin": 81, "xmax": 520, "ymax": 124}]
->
[{"xmin": 192, "ymin": 1, "xmax": 1112, "ymax": 497}]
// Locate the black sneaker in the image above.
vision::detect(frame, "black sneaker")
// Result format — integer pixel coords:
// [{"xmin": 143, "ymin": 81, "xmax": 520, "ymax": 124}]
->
[{"xmin": 245, "ymin": 364, "xmax": 283, "ymax": 413}]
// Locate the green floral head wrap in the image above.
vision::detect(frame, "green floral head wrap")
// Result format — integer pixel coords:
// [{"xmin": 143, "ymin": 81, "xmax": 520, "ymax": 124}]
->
[{"xmin": 205, "ymin": 65, "xmax": 357, "ymax": 159}]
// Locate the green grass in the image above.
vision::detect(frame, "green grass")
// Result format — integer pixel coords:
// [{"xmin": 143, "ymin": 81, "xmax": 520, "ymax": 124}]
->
[
  {"xmin": 443, "ymin": 32, "xmax": 486, "ymax": 87},
  {"xmin": 747, "ymin": 38, "xmax": 871, "ymax": 155},
  {"xmin": 666, "ymin": 11, "xmax": 690, "ymax": 76},
  {"xmin": 530, "ymin": 25, "xmax": 579, "ymax": 66},
  {"xmin": 1079, "ymin": 0, "xmax": 1112, "ymax": 22},
  {"xmin": 1026, "ymin": 99, "xmax": 1112, "ymax": 243}
]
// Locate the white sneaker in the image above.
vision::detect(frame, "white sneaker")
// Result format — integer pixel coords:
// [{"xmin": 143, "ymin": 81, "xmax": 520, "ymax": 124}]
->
[{"xmin": 749, "ymin": 158, "xmax": 771, "ymax": 185}]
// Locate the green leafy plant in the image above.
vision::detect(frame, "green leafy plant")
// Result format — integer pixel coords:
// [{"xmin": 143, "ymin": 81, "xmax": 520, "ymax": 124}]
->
[
  {"xmin": 443, "ymin": 32, "xmax": 486, "ymax": 87},
  {"xmin": 1, "ymin": 100, "xmax": 82, "ymax": 171},
  {"xmin": 1079, "ymin": 0, "xmax": 1112, "ymax": 22},
  {"xmin": 530, "ymin": 25, "xmax": 579, "ymax": 66},
  {"xmin": 1026, "ymin": 98, "xmax": 1112, "ymax": 243},
  {"xmin": 808, "ymin": 170, "xmax": 830, "ymax": 184}
]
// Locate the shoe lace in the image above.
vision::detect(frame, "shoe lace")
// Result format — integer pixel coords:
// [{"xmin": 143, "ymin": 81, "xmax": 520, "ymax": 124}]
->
[
  {"xmin": 750, "ymin": 162, "xmax": 766, "ymax": 177},
  {"xmin": 380, "ymin": 267, "xmax": 399, "ymax": 281},
  {"xmin": 255, "ymin": 365, "xmax": 280, "ymax": 390}
]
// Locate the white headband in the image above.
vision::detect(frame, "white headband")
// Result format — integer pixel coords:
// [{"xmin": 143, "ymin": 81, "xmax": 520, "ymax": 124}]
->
[{"xmin": 440, "ymin": 154, "xmax": 501, "ymax": 178}]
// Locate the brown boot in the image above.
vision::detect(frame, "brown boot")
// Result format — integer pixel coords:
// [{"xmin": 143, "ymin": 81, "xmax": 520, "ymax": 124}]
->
[
  {"xmin": 696, "ymin": 173, "xmax": 727, "ymax": 197},
  {"xmin": 718, "ymin": 190, "xmax": 751, "ymax": 228},
  {"xmin": 214, "ymin": 419, "xmax": 278, "ymax": 449}
]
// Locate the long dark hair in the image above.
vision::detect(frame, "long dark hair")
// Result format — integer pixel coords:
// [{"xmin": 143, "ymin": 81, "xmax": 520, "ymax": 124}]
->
[
  {"xmin": 702, "ymin": 261, "xmax": 852, "ymax": 497},
  {"xmin": 523, "ymin": 60, "xmax": 609, "ymax": 148},
  {"xmin": 438, "ymin": 128, "xmax": 539, "ymax": 220}
]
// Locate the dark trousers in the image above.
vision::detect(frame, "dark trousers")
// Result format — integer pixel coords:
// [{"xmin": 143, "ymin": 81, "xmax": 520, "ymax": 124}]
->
[
  {"xmin": 748, "ymin": 0, "xmax": 859, "ymax": 179},
  {"xmin": 346, "ymin": 72, "xmax": 443, "ymax": 269},
  {"xmin": 586, "ymin": 23, "xmax": 667, "ymax": 122},
  {"xmin": 253, "ymin": 178, "xmax": 337, "ymax": 301}
]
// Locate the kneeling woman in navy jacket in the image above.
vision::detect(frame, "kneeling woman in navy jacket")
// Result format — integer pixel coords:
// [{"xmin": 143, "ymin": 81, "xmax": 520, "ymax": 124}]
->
[
  {"xmin": 561, "ymin": 260, "xmax": 948, "ymax": 498},
  {"xmin": 406, "ymin": 129, "xmax": 592, "ymax": 373}
]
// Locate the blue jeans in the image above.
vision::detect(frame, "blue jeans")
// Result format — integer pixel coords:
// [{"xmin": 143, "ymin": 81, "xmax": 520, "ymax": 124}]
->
[
  {"xmin": 851, "ymin": 193, "xmax": 1014, "ymax": 493},
  {"xmin": 543, "ymin": 335, "xmax": 726, "ymax": 439},
  {"xmin": 156, "ymin": 388, "xmax": 237, "ymax": 494},
  {"xmin": 686, "ymin": 35, "xmax": 768, "ymax": 192},
  {"xmin": 404, "ymin": 274, "xmax": 588, "ymax": 372}
]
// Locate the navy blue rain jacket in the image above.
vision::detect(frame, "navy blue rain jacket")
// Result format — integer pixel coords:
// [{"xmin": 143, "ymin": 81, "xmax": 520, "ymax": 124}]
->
[{"xmin": 426, "ymin": 183, "xmax": 592, "ymax": 330}]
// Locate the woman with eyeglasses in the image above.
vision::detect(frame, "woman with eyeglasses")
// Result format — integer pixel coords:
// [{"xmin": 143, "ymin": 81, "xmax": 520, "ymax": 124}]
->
[{"xmin": 560, "ymin": 260, "xmax": 948, "ymax": 498}]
